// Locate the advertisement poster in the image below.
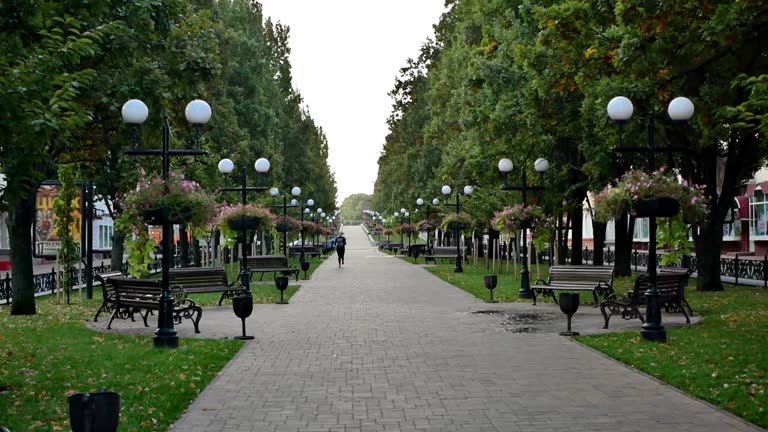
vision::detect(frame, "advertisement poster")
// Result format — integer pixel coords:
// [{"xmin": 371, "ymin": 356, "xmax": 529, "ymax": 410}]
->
[{"xmin": 34, "ymin": 184, "xmax": 83, "ymax": 258}]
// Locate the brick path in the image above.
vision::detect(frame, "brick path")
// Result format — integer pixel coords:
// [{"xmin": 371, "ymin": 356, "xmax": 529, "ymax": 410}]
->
[{"xmin": 168, "ymin": 225, "xmax": 761, "ymax": 431}]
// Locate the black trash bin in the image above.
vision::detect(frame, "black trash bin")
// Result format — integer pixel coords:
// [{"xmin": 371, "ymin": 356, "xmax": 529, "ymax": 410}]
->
[{"xmin": 69, "ymin": 389, "xmax": 120, "ymax": 432}]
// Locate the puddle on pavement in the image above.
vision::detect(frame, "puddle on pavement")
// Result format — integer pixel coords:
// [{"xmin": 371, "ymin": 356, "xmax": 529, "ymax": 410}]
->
[{"xmin": 471, "ymin": 310, "xmax": 551, "ymax": 333}]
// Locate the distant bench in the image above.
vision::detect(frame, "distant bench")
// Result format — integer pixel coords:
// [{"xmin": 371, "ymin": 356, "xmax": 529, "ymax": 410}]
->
[
  {"xmin": 246, "ymin": 255, "xmax": 299, "ymax": 281},
  {"xmin": 531, "ymin": 265, "xmax": 614, "ymax": 306},
  {"xmin": 379, "ymin": 242, "xmax": 403, "ymax": 252},
  {"xmin": 600, "ymin": 269, "xmax": 692, "ymax": 328},
  {"xmin": 169, "ymin": 267, "xmax": 240, "ymax": 305},
  {"xmin": 424, "ymin": 246, "xmax": 465, "ymax": 264},
  {"xmin": 106, "ymin": 277, "xmax": 202, "ymax": 333},
  {"xmin": 288, "ymin": 245, "xmax": 322, "ymax": 258}
]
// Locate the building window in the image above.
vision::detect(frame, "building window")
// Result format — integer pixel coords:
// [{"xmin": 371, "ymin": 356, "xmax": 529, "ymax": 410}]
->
[
  {"xmin": 98, "ymin": 224, "xmax": 113, "ymax": 249},
  {"xmin": 751, "ymin": 188, "xmax": 768, "ymax": 239},
  {"xmin": 722, "ymin": 207, "xmax": 741, "ymax": 240},
  {"xmin": 633, "ymin": 217, "xmax": 649, "ymax": 241}
]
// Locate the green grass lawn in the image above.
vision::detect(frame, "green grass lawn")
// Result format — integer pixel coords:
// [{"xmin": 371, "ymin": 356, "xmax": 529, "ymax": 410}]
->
[
  {"xmin": 0, "ymin": 296, "xmax": 242, "ymax": 431},
  {"xmin": 422, "ymin": 260, "xmax": 768, "ymax": 428}
]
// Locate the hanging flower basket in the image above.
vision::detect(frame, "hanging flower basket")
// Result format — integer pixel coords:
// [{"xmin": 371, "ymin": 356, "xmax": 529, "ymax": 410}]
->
[
  {"xmin": 441, "ymin": 212, "xmax": 474, "ymax": 233},
  {"xmin": 593, "ymin": 167, "xmax": 707, "ymax": 223},
  {"xmin": 631, "ymin": 197, "xmax": 681, "ymax": 218},
  {"xmin": 115, "ymin": 171, "xmax": 217, "ymax": 277},
  {"xmin": 491, "ymin": 204, "xmax": 551, "ymax": 234},
  {"xmin": 275, "ymin": 216, "xmax": 300, "ymax": 233},
  {"xmin": 218, "ymin": 205, "xmax": 274, "ymax": 246},
  {"xmin": 395, "ymin": 223, "xmax": 417, "ymax": 234},
  {"xmin": 416, "ymin": 218, "xmax": 438, "ymax": 232}
]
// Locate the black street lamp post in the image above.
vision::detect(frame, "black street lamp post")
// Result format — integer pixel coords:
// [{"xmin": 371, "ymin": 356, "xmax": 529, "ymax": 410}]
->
[
  {"xmin": 270, "ymin": 187, "xmax": 301, "ymax": 257},
  {"xmin": 121, "ymin": 98, "xmax": 210, "ymax": 348},
  {"xmin": 301, "ymin": 198, "xmax": 315, "ymax": 262},
  {"xmin": 399, "ymin": 207, "xmax": 412, "ymax": 251},
  {"xmin": 441, "ymin": 185, "xmax": 473, "ymax": 273},
  {"xmin": 497, "ymin": 157, "xmax": 550, "ymax": 299},
  {"xmin": 417, "ymin": 197, "xmax": 439, "ymax": 253},
  {"xmin": 217, "ymin": 158, "xmax": 270, "ymax": 290},
  {"xmin": 607, "ymin": 95, "xmax": 694, "ymax": 343}
]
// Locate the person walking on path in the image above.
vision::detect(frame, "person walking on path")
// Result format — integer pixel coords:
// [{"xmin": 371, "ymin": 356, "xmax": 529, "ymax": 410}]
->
[{"xmin": 335, "ymin": 232, "xmax": 346, "ymax": 267}]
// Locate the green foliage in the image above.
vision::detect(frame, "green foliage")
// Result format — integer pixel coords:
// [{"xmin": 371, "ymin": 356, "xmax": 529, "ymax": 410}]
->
[
  {"xmin": 52, "ymin": 165, "xmax": 80, "ymax": 289},
  {"xmin": 658, "ymin": 215, "xmax": 694, "ymax": 266},
  {"xmin": 0, "ymin": 296, "xmax": 241, "ymax": 431},
  {"xmin": 339, "ymin": 194, "xmax": 371, "ymax": 221}
]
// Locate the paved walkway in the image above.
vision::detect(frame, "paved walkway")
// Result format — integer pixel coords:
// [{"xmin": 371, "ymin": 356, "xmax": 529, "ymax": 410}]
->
[{"xmin": 94, "ymin": 225, "xmax": 761, "ymax": 431}]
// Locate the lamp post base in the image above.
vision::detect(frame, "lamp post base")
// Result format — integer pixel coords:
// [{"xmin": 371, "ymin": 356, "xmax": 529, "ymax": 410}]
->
[
  {"xmin": 518, "ymin": 270, "xmax": 533, "ymax": 299},
  {"xmin": 454, "ymin": 256, "xmax": 463, "ymax": 273},
  {"xmin": 640, "ymin": 324, "xmax": 667, "ymax": 342},
  {"xmin": 559, "ymin": 331, "xmax": 580, "ymax": 337},
  {"xmin": 153, "ymin": 333, "xmax": 179, "ymax": 348}
]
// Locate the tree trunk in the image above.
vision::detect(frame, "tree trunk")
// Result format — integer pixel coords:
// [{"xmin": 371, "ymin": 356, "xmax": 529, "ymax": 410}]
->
[
  {"xmin": 193, "ymin": 237, "xmax": 202, "ymax": 267},
  {"xmin": 694, "ymin": 223, "xmax": 725, "ymax": 292},
  {"xmin": 614, "ymin": 212, "xmax": 634, "ymax": 277},
  {"xmin": 111, "ymin": 232, "xmax": 125, "ymax": 273},
  {"xmin": 487, "ymin": 228, "xmax": 500, "ymax": 260},
  {"xmin": 9, "ymin": 191, "xmax": 37, "ymax": 315},
  {"xmin": 592, "ymin": 220, "xmax": 606, "ymax": 266},
  {"xmin": 570, "ymin": 207, "xmax": 583, "ymax": 265},
  {"xmin": 476, "ymin": 230, "xmax": 486, "ymax": 258},
  {"xmin": 179, "ymin": 226, "xmax": 189, "ymax": 268}
]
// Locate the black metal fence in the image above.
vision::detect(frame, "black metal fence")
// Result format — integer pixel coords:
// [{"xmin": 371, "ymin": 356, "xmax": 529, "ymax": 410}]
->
[
  {"xmin": 0, "ymin": 257, "xmax": 167, "ymax": 305},
  {"xmin": 555, "ymin": 247, "xmax": 768, "ymax": 288}
]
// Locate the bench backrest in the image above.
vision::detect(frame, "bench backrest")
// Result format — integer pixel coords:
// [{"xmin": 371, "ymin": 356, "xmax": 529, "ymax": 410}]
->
[
  {"xmin": 94, "ymin": 271, "xmax": 124, "ymax": 299},
  {"xmin": 109, "ymin": 277, "xmax": 163, "ymax": 309},
  {"xmin": 631, "ymin": 272, "xmax": 688, "ymax": 303},
  {"xmin": 169, "ymin": 267, "xmax": 228, "ymax": 288},
  {"xmin": 547, "ymin": 265, "xmax": 613, "ymax": 286},
  {"xmin": 246, "ymin": 255, "xmax": 290, "ymax": 269},
  {"xmin": 431, "ymin": 246, "xmax": 465, "ymax": 256}
]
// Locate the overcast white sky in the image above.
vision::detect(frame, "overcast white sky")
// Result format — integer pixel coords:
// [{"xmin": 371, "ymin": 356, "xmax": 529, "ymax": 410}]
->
[{"xmin": 259, "ymin": 1, "xmax": 446, "ymax": 205}]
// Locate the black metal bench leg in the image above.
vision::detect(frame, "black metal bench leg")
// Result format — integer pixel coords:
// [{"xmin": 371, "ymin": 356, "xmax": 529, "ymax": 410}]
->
[
  {"xmin": 192, "ymin": 306, "xmax": 202, "ymax": 333},
  {"xmin": 139, "ymin": 309, "xmax": 150, "ymax": 327},
  {"xmin": 106, "ymin": 309, "xmax": 119, "ymax": 330},
  {"xmin": 532, "ymin": 290, "xmax": 538, "ymax": 305},
  {"xmin": 93, "ymin": 304, "xmax": 106, "ymax": 322},
  {"xmin": 218, "ymin": 292, "xmax": 226, "ymax": 306},
  {"xmin": 592, "ymin": 291, "xmax": 599, "ymax": 308},
  {"xmin": 600, "ymin": 304, "xmax": 611, "ymax": 329}
]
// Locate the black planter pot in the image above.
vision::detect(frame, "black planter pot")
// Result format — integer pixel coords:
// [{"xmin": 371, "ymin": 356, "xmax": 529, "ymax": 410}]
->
[
  {"xmin": 69, "ymin": 389, "xmax": 120, "ymax": 432},
  {"xmin": 274, "ymin": 275, "xmax": 289, "ymax": 304},
  {"xmin": 232, "ymin": 292, "xmax": 254, "ymax": 340},
  {"xmin": 558, "ymin": 292, "xmax": 580, "ymax": 336},
  {"xmin": 631, "ymin": 197, "xmax": 680, "ymax": 218},
  {"xmin": 228, "ymin": 216, "xmax": 264, "ymax": 231},
  {"xmin": 483, "ymin": 275, "xmax": 498, "ymax": 303}
]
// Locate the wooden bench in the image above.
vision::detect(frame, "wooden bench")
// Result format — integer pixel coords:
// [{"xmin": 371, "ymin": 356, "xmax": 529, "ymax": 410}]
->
[
  {"xmin": 424, "ymin": 246, "xmax": 465, "ymax": 264},
  {"xmin": 92, "ymin": 271, "xmax": 125, "ymax": 322},
  {"xmin": 169, "ymin": 267, "xmax": 240, "ymax": 306},
  {"xmin": 531, "ymin": 265, "xmax": 614, "ymax": 305},
  {"xmin": 600, "ymin": 270, "xmax": 693, "ymax": 329},
  {"xmin": 407, "ymin": 244, "xmax": 428, "ymax": 258},
  {"xmin": 106, "ymin": 277, "xmax": 202, "ymax": 333},
  {"xmin": 288, "ymin": 245, "xmax": 322, "ymax": 258},
  {"xmin": 246, "ymin": 255, "xmax": 299, "ymax": 281},
  {"xmin": 380, "ymin": 242, "xmax": 403, "ymax": 252}
]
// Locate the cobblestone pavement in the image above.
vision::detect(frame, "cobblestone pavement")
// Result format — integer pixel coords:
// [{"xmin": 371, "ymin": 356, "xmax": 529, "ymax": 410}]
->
[{"xmin": 154, "ymin": 226, "xmax": 760, "ymax": 431}]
